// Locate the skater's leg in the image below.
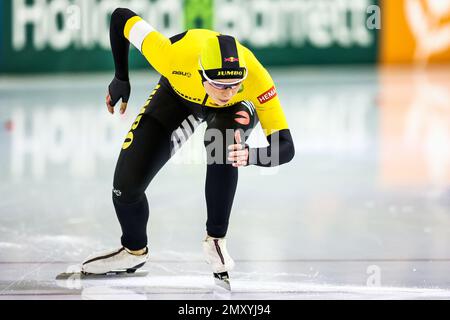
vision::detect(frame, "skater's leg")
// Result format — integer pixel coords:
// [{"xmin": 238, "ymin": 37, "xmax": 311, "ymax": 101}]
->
[
  {"xmin": 83, "ymin": 80, "xmax": 200, "ymax": 273},
  {"xmin": 113, "ymin": 80, "xmax": 197, "ymax": 251},
  {"xmin": 113, "ymin": 115, "xmax": 172, "ymax": 250},
  {"xmin": 203, "ymin": 101, "xmax": 258, "ymax": 238},
  {"xmin": 204, "ymin": 164, "xmax": 238, "ymax": 238}
]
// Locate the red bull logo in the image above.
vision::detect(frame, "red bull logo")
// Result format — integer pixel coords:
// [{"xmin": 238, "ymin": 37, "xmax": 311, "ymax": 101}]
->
[{"xmin": 224, "ymin": 57, "xmax": 239, "ymax": 62}]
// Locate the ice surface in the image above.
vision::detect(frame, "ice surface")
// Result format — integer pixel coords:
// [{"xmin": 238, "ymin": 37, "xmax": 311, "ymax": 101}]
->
[{"xmin": 1, "ymin": 66, "xmax": 450, "ymax": 299}]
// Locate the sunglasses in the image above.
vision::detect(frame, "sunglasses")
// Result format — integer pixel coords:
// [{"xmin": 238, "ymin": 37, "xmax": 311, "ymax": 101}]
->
[
  {"xmin": 208, "ymin": 81, "xmax": 242, "ymax": 90},
  {"xmin": 199, "ymin": 59, "xmax": 247, "ymax": 90}
]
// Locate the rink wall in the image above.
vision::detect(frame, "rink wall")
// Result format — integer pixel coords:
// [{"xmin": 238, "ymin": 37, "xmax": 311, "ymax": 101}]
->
[{"xmin": 0, "ymin": 0, "xmax": 449, "ymax": 74}]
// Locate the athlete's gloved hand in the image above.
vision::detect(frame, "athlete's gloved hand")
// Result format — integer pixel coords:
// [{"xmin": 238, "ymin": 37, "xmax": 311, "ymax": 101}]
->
[{"xmin": 106, "ymin": 77, "xmax": 130, "ymax": 115}]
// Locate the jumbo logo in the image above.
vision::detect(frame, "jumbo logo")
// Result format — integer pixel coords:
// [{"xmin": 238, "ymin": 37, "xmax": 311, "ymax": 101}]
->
[
  {"xmin": 122, "ymin": 84, "xmax": 160, "ymax": 150},
  {"xmin": 217, "ymin": 70, "xmax": 243, "ymax": 76}
]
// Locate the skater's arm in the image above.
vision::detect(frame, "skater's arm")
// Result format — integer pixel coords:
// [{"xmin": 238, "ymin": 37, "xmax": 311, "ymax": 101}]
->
[
  {"xmin": 228, "ymin": 129, "xmax": 295, "ymax": 167},
  {"xmin": 247, "ymin": 129, "xmax": 295, "ymax": 167},
  {"xmin": 106, "ymin": 8, "xmax": 136, "ymax": 112},
  {"xmin": 243, "ymin": 47, "xmax": 289, "ymax": 136},
  {"xmin": 107, "ymin": 8, "xmax": 172, "ymax": 112},
  {"xmin": 228, "ymin": 48, "xmax": 294, "ymax": 167},
  {"xmin": 111, "ymin": 8, "xmax": 173, "ymax": 77},
  {"xmin": 110, "ymin": 8, "xmax": 137, "ymax": 81}
]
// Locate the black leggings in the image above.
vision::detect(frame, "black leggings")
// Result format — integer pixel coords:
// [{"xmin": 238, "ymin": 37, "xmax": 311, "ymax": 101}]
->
[{"xmin": 112, "ymin": 77, "xmax": 257, "ymax": 250}]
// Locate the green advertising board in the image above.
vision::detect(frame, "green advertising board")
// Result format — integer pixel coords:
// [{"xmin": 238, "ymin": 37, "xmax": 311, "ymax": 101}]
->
[{"xmin": 0, "ymin": 0, "xmax": 380, "ymax": 74}]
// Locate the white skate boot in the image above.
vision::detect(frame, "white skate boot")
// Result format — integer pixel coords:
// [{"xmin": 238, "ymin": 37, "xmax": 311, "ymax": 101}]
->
[
  {"xmin": 203, "ymin": 236, "xmax": 235, "ymax": 290},
  {"xmin": 81, "ymin": 247, "xmax": 149, "ymax": 275}
]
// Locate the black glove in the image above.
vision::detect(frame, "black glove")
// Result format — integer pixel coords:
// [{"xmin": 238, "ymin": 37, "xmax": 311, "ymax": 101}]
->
[{"xmin": 108, "ymin": 77, "xmax": 131, "ymax": 106}]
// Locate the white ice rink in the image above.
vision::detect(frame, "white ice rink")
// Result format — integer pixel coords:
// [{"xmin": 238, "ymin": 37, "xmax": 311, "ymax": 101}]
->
[{"xmin": 1, "ymin": 66, "xmax": 450, "ymax": 299}]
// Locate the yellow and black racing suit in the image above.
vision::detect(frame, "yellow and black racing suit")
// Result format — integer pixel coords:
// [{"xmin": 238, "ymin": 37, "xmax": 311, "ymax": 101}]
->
[{"xmin": 108, "ymin": 8, "xmax": 295, "ymax": 249}]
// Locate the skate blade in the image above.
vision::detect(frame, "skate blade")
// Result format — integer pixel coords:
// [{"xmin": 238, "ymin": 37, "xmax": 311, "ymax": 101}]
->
[
  {"xmin": 214, "ymin": 278, "xmax": 231, "ymax": 291},
  {"xmin": 213, "ymin": 272, "xmax": 231, "ymax": 291},
  {"xmin": 56, "ymin": 270, "xmax": 148, "ymax": 280}
]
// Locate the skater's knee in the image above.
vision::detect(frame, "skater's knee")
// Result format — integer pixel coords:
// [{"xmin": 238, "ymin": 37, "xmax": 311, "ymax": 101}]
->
[
  {"xmin": 234, "ymin": 101, "xmax": 257, "ymax": 129},
  {"xmin": 112, "ymin": 185, "xmax": 144, "ymax": 204},
  {"xmin": 113, "ymin": 168, "xmax": 148, "ymax": 203}
]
